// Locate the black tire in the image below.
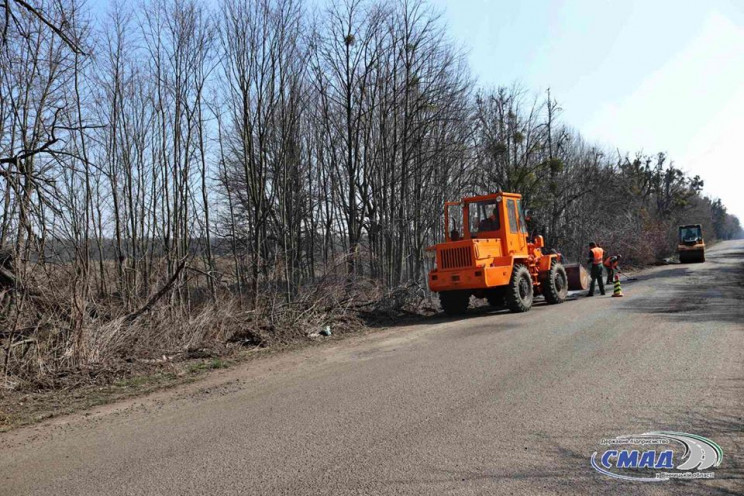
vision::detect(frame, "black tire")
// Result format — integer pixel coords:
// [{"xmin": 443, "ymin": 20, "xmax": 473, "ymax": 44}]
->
[
  {"xmin": 680, "ymin": 251, "xmax": 704, "ymax": 264},
  {"xmin": 505, "ymin": 265, "xmax": 533, "ymax": 313},
  {"xmin": 439, "ymin": 290, "xmax": 470, "ymax": 315},
  {"xmin": 542, "ymin": 261, "xmax": 568, "ymax": 304},
  {"xmin": 486, "ymin": 288, "xmax": 505, "ymax": 308}
]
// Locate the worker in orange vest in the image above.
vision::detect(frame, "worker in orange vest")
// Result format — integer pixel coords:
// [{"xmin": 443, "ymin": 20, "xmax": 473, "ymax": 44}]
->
[
  {"xmin": 587, "ymin": 241, "xmax": 605, "ymax": 296},
  {"xmin": 478, "ymin": 208, "xmax": 499, "ymax": 232},
  {"xmin": 604, "ymin": 254, "xmax": 622, "ymax": 285}
]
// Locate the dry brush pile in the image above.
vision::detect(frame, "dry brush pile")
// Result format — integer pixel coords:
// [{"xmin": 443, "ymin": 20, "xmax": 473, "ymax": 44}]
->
[{"xmin": 0, "ymin": 249, "xmax": 432, "ymax": 389}]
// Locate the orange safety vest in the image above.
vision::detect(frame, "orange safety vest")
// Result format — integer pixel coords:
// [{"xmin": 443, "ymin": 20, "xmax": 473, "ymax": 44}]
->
[
  {"xmin": 603, "ymin": 256, "xmax": 618, "ymax": 269},
  {"xmin": 591, "ymin": 247, "xmax": 604, "ymax": 264}
]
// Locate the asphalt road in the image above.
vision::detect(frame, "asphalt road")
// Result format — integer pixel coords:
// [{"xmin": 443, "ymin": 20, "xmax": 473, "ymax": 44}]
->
[{"xmin": 2, "ymin": 241, "xmax": 743, "ymax": 495}]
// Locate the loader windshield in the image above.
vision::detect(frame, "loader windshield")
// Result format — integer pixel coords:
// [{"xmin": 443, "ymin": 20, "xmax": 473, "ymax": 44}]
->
[
  {"xmin": 679, "ymin": 226, "xmax": 701, "ymax": 243},
  {"xmin": 470, "ymin": 200, "xmax": 500, "ymax": 237}
]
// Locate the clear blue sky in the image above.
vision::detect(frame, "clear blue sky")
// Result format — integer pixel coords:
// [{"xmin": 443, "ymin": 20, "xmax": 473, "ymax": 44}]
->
[{"xmin": 431, "ymin": 0, "xmax": 744, "ymax": 220}]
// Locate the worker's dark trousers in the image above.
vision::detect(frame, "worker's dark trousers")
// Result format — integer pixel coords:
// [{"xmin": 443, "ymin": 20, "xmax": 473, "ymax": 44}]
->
[
  {"xmin": 605, "ymin": 267, "xmax": 615, "ymax": 285},
  {"xmin": 589, "ymin": 264, "xmax": 605, "ymax": 295}
]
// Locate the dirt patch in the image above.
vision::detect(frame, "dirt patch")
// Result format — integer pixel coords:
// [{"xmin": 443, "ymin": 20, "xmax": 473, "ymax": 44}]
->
[
  {"xmin": 0, "ymin": 311, "xmax": 416, "ymax": 432},
  {"xmin": 0, "ymin": 316, "xmax": 436, "ymax": 434},
  {"xmin": 0, "ymin": 350, "xmax": 264, "ymax": 432}
]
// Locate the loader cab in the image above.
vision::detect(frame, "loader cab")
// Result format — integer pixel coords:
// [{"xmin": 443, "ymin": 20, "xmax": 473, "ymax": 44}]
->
[{"xmin": 444, "ymin": 193, "xmax": 531, "ymax": 257}]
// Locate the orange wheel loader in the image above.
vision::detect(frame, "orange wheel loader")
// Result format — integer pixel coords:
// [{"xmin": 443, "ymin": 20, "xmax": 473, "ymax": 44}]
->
[{"xmin": 427, "ymin": 192, "xmax": 582, "ymax": 315}]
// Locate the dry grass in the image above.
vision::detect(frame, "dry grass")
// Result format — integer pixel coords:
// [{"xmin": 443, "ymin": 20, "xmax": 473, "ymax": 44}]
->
[{"xmin": 1, "ymin": 255, "xmax": 432, "ymax": 394}]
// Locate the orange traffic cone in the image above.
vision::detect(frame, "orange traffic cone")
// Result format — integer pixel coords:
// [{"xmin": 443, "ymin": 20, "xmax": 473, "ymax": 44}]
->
[{"xmin": 612, "ymin": 274, "xmax": 624, "ymax": 297}]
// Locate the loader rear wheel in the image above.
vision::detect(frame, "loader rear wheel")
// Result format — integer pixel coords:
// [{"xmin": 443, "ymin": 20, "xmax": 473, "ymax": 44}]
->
[
  {"xmin": 439, "ymin": 291, "xmax": 470, "ymax": 316},
  {"xmin": 505, "ymin": 265, "xmax": 533, "ymax": 313},
  {"xmin": 543, "ymin": 261, "xmax": 568, "ymax": 304}
]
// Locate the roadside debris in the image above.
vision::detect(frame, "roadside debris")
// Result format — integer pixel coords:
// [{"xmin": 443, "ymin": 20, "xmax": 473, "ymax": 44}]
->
[{"xmin": 308, "ymin": 326, "xmax": 332, "ymax": 339}]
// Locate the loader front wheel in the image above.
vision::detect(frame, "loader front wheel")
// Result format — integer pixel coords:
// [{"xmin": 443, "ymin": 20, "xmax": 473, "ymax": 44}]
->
[
  {"xmin": 439, "ymin": 291, "xmax": 470, "ymax": 316},
  {"xmin": 543, "ymin": 261, "xmax": 568, "ymax": 304},
  {"xmin": 506, "ymin": 265, "xmax": 533, "ymax": 313}
]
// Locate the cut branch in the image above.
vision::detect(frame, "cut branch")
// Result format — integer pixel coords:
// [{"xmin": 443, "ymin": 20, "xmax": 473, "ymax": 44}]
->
[{"xmin": 123, "ymin": 258, "xmax": 188, "ymax": 323}]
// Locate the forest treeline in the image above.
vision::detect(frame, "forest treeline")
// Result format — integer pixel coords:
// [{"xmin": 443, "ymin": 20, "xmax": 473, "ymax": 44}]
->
[{"xmin": 0, "ymin": 0, "xmax": 740, "ymax": 384}]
